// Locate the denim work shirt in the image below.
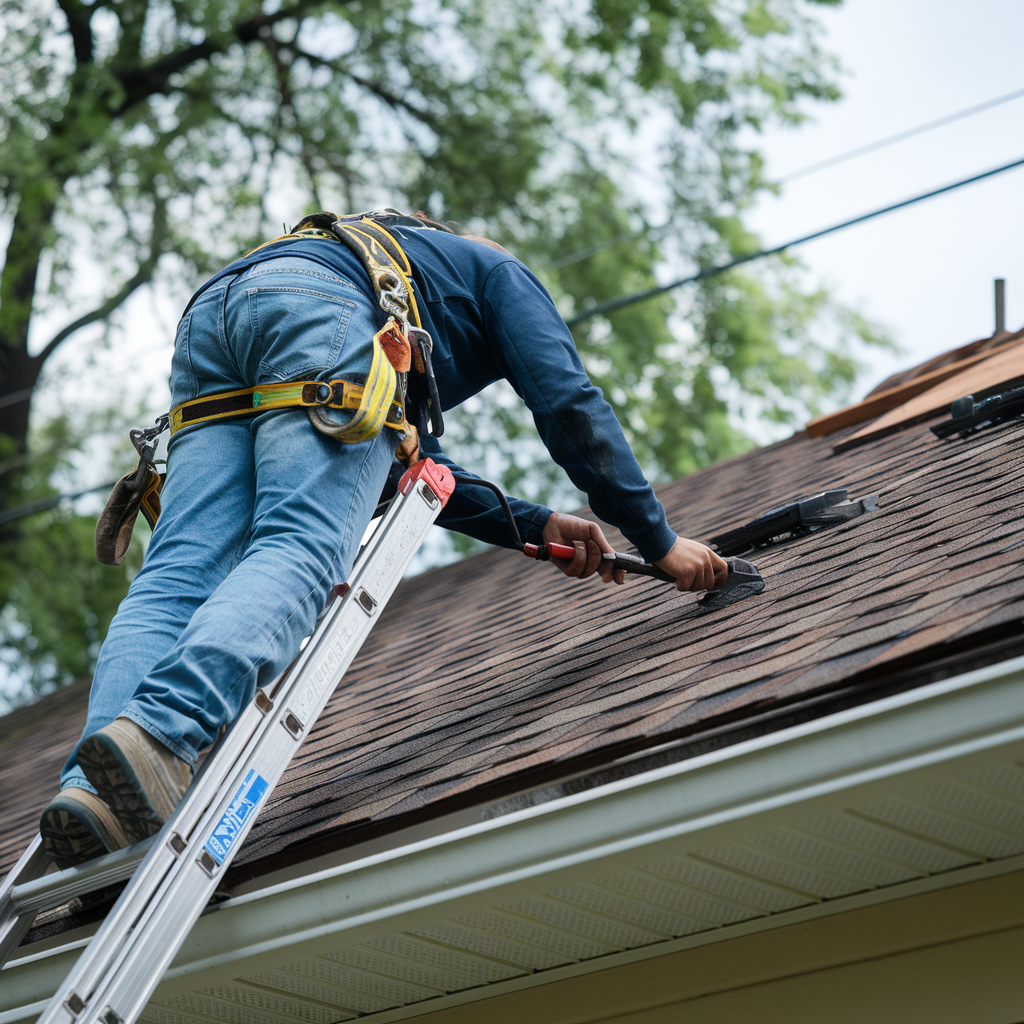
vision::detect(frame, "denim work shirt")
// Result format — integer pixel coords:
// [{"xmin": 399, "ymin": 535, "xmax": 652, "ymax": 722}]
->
[{"xmin": 188, "ymin": 226, "xmax": 678, "ymax": 563}]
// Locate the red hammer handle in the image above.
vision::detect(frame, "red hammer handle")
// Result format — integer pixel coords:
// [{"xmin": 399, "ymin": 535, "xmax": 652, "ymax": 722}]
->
[
  {"xmin": 522, "ymin": 542, "xmax": 577, "ymax": 561},
  {"xmin": 523, "ymin": 543, "xmax": 674, "ymax": 580}
]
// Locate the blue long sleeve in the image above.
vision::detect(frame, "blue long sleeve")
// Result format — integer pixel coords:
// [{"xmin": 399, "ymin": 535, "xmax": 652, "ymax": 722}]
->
[
  {"xmin": 417, "ymin": 436, "xmax": 553, "ymax": 549},
  {"xmin": 475, "ymin": 262, "xmax": 677, "ymax": 561}
]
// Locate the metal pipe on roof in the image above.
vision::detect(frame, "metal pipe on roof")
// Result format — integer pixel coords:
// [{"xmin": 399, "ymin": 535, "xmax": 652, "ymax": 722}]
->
[{"xmin": 995, "ymin": 278, "xmax": 1006, "ymax": 335}]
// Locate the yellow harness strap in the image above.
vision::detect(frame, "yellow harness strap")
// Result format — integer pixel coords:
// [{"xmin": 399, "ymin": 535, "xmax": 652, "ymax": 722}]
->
[
  {"xmin": 171, "ymin": 322, "xmax": 404, "ymax": 441},
  {"xmin": 170, "ymin": 216, "xmax": 422, "ymax": 447},
  {"xmin": 98, "ymin": 216, "xmax": 429, "ymax": 560},
  {"xmin": 330, "ymin": 219, "xmax": 423, "ymax": 329}
]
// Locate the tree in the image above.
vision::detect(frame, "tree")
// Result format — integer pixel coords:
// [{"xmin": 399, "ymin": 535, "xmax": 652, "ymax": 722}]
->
[{"xmin": 0, "ymin": 0, "xmax": 887, "ymax": 698}]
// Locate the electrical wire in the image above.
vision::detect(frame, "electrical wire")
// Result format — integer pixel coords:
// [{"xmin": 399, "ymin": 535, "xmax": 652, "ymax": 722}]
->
[
  {"xmin": 0, "ymin": 481, "xmax": 117, "ymax": 527},
  {"xmin": 779, "ymin": 85, "xmax": 1024, "ymax": 183},
  {"xmin": 370, "ymin": 471, "xmax": 526, "ymax": 542},
  {"xmin": 566, "ymin": 153, "xmax": 1024, "ymax": 327},
  {"xmin": 547, "ymin": 86, "xmax": 1024, "ymax": 271},
  {"xmin": 0, "ymin": 387, "xmax": 35, "ymax": 412},
  {"xmin": 449, "ymin": 473, "xmax": 524, "ymax": 549}
]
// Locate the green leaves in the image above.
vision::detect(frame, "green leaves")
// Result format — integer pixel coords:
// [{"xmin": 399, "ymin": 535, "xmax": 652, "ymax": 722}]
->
[
  {"xmin": 0, "ymin": 510, "xmax": 143, "ymax": 709},
  {"xmin": 0, "ymin": 409, "xmax": 146, "ymax": 705}
]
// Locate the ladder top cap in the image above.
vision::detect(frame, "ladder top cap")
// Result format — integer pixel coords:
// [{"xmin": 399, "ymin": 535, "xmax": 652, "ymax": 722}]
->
[{"xmin": 399, "ymin": 458, "xmax": 455, "ymax": 507}]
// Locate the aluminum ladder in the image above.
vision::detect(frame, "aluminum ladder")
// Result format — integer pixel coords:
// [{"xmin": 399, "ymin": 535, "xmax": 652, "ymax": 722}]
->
[{"xmin": 0, "ymin": 458, "xmax": 455, "ymax": 1024}]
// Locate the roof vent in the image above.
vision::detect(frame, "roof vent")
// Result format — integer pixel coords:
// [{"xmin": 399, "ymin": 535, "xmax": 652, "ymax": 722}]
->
[
  {"xmin": 932, "ymin": 383, "xmax": 1024, "ymax": 439},
  {"xmin": 709, "ymin": 489, "xmax": 879, "ymax": 557}
]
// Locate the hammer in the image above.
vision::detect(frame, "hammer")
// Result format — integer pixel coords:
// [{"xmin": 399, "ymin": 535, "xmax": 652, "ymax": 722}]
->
[{"xmin": 524, "ymin": 543, "xmax": 765, "ymax": 608}]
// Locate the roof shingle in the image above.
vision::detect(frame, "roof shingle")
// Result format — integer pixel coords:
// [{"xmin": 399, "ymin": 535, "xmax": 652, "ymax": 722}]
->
[{"xmin": 2, "ymin": 399, "xmax": 1023, "ymax": 890}]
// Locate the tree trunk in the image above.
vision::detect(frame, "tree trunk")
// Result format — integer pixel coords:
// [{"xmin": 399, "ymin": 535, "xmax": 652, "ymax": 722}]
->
[
  {"xmin": 0, "ymin": 346, "xmax": 42, "ymax": 461},
  {"xmin": 0, "ymin": 182, "xmax": 56, "ymax": 510}
]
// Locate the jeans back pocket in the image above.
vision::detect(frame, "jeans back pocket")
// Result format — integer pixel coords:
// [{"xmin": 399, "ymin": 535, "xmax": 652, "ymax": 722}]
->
[{"xmin": 246, "ymin": 278, "xmax": 358, "ymax": 383}]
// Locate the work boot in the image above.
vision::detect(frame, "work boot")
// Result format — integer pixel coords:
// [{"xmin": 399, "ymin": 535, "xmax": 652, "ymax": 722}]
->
[
  {"xmin": 77, "ymin": 718, "xmax": 193, "ymax": 845},
  {"xmin": 39, "ymin": 789, "xmax": 129, "ymax": 870}
]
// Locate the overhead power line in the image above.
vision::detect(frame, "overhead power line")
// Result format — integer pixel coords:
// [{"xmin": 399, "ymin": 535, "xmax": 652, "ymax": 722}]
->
[
  {"xmin": 0, "ymin": 387, "xmax": 36, "ymax": 412},
  {"xmin": 549, "ymin": 86, "xmax": 1024, "ymax": 271},
  {"xmin": 0, "ymin": 481, "xmax": 117, "ymax": 527},
  {"xmin": 779, "ymin": 85, "xmax": 1024, "ymax": 183},
  {"xmin": 566, "ymin": 153, "xmax": 1024, "ymax": 327}
]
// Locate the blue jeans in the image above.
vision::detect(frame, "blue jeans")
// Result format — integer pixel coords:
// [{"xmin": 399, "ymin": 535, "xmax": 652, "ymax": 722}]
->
[{"xmin": 62, "ymin": 256, "xmax": 396, "ymax": 789}]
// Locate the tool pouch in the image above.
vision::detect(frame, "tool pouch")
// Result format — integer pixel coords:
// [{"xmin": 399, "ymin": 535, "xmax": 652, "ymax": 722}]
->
[
  {"xmin": 395, "ymin": 423, "xmax": 420, "ymax": 467},
  {"xmin": 95, "ymin": 459, "xmax": 164, "ymax": 566}
]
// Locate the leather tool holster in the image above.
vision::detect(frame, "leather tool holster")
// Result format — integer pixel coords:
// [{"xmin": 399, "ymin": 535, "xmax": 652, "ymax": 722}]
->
[{"xmin": 95, "ymin": 459, "xmax": 163, "ymax": 566}]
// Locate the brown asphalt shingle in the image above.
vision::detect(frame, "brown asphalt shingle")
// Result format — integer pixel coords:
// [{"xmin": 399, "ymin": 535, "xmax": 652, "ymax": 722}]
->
[{"xmin": 1, "ymin": 410, "xmax": 1023, "ymax": 884}]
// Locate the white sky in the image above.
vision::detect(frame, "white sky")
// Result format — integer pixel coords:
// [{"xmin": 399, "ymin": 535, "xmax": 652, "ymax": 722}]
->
[{"xmin": 744, "ymin": 0, "xmax": 1024, "ymax": 392}]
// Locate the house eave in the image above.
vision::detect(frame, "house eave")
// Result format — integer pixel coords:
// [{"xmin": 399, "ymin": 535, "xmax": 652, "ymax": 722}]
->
[{"xmin": 6, "ymin": 653, "xmax": 1024, "ymax": 1023}]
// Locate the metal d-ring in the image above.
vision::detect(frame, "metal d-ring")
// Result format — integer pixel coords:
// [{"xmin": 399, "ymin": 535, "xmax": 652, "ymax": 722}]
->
[{"xmin": 308, "ymin": 405, "xmax": 350, "ymax": 438}]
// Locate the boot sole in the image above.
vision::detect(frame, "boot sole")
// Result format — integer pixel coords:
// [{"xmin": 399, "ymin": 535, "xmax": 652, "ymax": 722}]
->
[
  {"xmin": 78, "ymin": 733, "xmax": 169, "ymax": 846},
  {"xmin": 40, "ymin": 804, "xmax": 106, "ymax": 869}
]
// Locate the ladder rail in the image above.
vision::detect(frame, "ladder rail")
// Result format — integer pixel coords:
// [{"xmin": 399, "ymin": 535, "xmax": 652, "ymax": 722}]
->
[
  {"xmin": 0, "ymin": 835, "xmax": 47, "ymax": 966},
  {"xmin": 32, "ymin": 696, "xmax": 272, "ymax": 1012},
  {"xmin": 83, "ymin": 713, "xmax": 306, "ymax": 1023},
  {"xmin": 27, "ymin": 462, "xmax": 450, "ymax": 1024},
  {"xmin": 0, "ymin": 465, "xmax": 425, "ymax": 934}
]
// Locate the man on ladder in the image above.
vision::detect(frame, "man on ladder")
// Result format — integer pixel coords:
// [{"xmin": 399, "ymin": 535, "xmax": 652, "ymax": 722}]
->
[{"xmin": 38, "ymin": 210, "xmax": 728, "ymax": 870}]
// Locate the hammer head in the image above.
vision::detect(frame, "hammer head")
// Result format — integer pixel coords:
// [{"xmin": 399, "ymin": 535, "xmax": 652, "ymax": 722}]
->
[{"xmin": 699, "ymin": 556, "xmax": 765, "ymax": 610}]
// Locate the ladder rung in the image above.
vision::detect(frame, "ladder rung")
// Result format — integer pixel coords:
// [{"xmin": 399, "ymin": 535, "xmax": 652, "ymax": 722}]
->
[{"xmin": 10, "ymin": 839, "xmax": 154, "ymax": 918}]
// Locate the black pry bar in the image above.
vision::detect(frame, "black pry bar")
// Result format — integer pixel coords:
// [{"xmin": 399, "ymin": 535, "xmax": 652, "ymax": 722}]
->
[
  {"xmin": 600, "ymin": 550, "xmax": 675, "ymax": 583},
  {"xmin": 440, "ymin": 473, "xmax": 765, "ymax": 601}
]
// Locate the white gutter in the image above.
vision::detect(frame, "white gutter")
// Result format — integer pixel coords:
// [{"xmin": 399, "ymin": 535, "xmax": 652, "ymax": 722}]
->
[{"xmin": 5, "ymin": 655, "xmax": 1024, "ymax": 1015}]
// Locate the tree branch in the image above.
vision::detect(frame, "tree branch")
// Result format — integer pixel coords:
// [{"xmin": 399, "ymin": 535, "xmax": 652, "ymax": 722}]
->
[
  {"xmin": 54, "ymin": 0, "xmax": 94, "ymax": 65},
  {"xmin": 33, "ymin": 197, "xmax": 169, "ymax": 367},
  {"xmin": 289, "ymin": 45, "xmax": 438, "ymax": 128},
  {"xmin": 113, "ymin": 0, "xmax": 332, "ymax": 115},
  {"xmin": 33, "ymin": 262, "xmax": 154, "ymax": 367},
  {"xmin": 265, "ymin": 36, "xmax": 324, "ymax": 209}
]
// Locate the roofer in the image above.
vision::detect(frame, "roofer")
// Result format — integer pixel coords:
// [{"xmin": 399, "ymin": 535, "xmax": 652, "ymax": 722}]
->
[{"xmin": 38, "ymin": 210, "xmax": 728, "ymax": 869}]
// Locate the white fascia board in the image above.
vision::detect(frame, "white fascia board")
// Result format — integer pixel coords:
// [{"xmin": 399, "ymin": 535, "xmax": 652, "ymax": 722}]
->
[{"xmin": 6, "ymin": 655, "xmax": 1024, "ymax": 1009}]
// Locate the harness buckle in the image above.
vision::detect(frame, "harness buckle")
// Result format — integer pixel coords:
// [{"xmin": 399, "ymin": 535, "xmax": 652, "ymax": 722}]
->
[
  {"xmin": 371, "ymin": 267, "xmax": 409, "ymax": 320},
  {"xmin": 408, "ymin": 327, "xmax": 444, "ymax": 437},
  {"xmin": 379, "ymin": 289, "xmax": 408, "ymax": 319},
  {"xmin": 129, "ymin": 413, "xmax": 170, "ymax": 465}
]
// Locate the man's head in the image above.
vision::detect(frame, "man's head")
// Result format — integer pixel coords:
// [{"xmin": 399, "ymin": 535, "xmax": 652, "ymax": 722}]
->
[
  {"xmin": 410, "ymin": 211, "xmax": 512, "ymax": 256},
  {"xmin": 459, "ymin": 233, "xmax": 513, "ymax": 256},
  {"xmin": 290, "ymin": 210, "xmax": 513, "ymax": 256}
]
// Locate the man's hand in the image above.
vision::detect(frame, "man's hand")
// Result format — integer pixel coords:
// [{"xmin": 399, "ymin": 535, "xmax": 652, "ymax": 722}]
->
[
  {"xmin": 655, "ymin": 537, "xmax": 729, "ymax": 592},
  {"xmin": 541, "ymin": 513, "xmax": 624, "ymax": 582}
]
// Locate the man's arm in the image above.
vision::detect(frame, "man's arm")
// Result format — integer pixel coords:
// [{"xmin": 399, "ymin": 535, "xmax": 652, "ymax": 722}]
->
[
  {"xmin": 412, "ymin": 440, "xmax": 727, "ymax": 590},
  {"xmin": 414, "ymin": 440, "xmax": 641, "ymax": 583},
  {"xmin": 416, "ymin": 435, "xmax": 553, "ymax": 549},
  {"xmin": 481, "ymin": 261, "xmax": 675, "ymax": 561},
  {"xmin": 480, "ymin": 260, "xmax": 726, "ymax": 590},
  {"xmin": 541, "ymin": 511, "xmax": 727, "ymax": 589}
]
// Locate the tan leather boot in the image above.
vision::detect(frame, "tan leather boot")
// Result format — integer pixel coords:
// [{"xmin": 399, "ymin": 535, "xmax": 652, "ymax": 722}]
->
[
  {"xmin": 39, "ymin": 788, "xmax": 129, "ymax": 869},
  {"xmin": 78, "ymin": 718, "xmax": 193, "ymax": 845}
]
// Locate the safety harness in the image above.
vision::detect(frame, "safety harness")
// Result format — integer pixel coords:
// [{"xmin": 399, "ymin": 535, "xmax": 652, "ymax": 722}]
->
[{"xmin": 95, "ymin": 211, "xmax": 447, "ymax": 566}]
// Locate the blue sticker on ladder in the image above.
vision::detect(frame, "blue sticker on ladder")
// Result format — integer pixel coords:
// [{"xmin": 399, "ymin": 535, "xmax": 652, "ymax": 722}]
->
[{"xmin": 203, "ymin": 769, "xmax": 269, "ymax": 866}]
